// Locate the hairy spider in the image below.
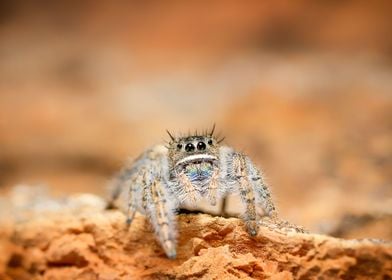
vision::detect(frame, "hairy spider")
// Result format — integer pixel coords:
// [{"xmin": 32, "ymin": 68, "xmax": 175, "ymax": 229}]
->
[{"xmin": 109, "ymin": 125, "xmax": 277, "ymax": 258}]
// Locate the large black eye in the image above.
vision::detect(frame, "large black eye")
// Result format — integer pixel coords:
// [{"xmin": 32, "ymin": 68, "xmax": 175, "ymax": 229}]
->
[
  {"xmin": 177, "ymin": 143, "xmax": 182, "ymax": 149},
  {"xmin": 197, "ymin": 142, "xmax": 206, "ymax": 150},
  {"xmin": 185, "ymin": 143, "xmax": 195, "ymax": 152}
]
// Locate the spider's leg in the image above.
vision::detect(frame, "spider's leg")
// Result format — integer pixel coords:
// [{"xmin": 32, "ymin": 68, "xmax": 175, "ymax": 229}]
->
[
  {"xmin": 233, "ymin": 154, "xmax": 259, "ymax": 235},
  {"xmin": 106, "ymin": 158, "xmax": 140, "ymax": 209},
  {"xmin": 106, "ymin": 190, "xmax": 120, "ymax": 210},
  {"xmin": 125, "ymin": 172, "xmax": 141, "ymax": 226},
  {"xmin": 142, "ymin": 175, "xmax": 177, "ymax": 259},
  {"xmin": 108, "ymin": 163, "xmax": 144, "ymax": 225},
  {"xmin": 126, "ymin": 199, "xmax": 137, "ymax": 226},
  {"xmin": 246, "ymin": 158, "xmax": 278, "ymax": 219},
  {"xmin": 109, "ymin": 145, "xmax": 178, "ymax": 258},
  {"xmin": 136, "ymin": 146, "xmax": 178, "ymax": 258},
  {"xmin": 220, "ymin": 147, "xmax": 258, "ymax": 235}
]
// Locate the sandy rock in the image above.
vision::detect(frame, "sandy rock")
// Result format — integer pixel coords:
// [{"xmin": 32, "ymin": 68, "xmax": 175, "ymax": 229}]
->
[{"xmin": 0, "ymin": 194, "xmax": 391, "ymax": 279}]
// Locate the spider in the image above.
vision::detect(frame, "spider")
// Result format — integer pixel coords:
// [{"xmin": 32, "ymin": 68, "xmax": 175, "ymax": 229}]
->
[{"xmin": 108, "ymin": 126, "xmax": 277, "ymax": 259}]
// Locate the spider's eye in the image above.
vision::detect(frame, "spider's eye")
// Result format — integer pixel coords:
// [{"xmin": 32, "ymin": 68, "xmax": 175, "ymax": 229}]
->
[
  {"xmin": 177, "ymin": 143, "xmax": 182, "ymax": 149},
  {"xmin": 185, "ymin": 143, "xmax": 195, "ymax": 152},
  {"xmin": 208, "ymin": 139, "xmax": 213, "ymax": 145},
  {"xmin": 197, "ymin": 142, "xmax": 206, "ymax": 150}
]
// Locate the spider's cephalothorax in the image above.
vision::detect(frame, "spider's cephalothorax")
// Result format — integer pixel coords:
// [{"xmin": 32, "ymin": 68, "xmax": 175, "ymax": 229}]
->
[
  {"xmin": 109, "ymin": 126, "xmax": 277, "ymax": 259},
  {"xmin": 167, "ymin": 133, "xmax": 220, "ymax": 204}
]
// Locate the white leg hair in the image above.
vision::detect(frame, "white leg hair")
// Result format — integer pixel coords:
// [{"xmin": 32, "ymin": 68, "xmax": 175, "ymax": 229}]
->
[
  {"xmin": 219, "ymin": 146, "xmax": 277, "ymax": 235},
  {"xmin": 140, "ymin": 173, "xmax": 177, "ymax": 259},
  {"xmin": 110, "ymin": 145, "xmax": 178, "ymax": 258},
  {"xmin": 245, "ymin": 157, "xmax": 277, "ymax": 218}
]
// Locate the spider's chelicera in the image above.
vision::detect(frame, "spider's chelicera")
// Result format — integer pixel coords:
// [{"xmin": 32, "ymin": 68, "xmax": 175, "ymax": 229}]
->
[{"xmin": 109, "ymin": 125, "xmax": 277, "ymax": 259}]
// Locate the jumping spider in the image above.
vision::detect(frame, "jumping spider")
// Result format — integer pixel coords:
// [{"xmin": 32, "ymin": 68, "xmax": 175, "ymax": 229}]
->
[{"xmin": 109, "ymin": 126, "xmax": 277, "ymax": 258}]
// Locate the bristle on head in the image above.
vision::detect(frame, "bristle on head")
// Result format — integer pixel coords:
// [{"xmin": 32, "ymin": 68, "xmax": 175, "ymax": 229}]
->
[
  {"xmin": 217, "ymin": 136, "xmax": 225, "ymax": 143},
  {"xmin": 167, "ymin": 124, "xmax": 224, "ymax": 143},
  {"xmin": 210, "ymin": 123, "xmax": 216, "ymax": 136},
  {"xmin": 166, "ymin": 130, "xmax": 175, "ymax": 142}
]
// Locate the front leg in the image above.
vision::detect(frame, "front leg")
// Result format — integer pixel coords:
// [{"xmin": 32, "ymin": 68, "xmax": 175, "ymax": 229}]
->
[
  {"xmin": 142, "ymin": 176, "xmax": 177, "ymax": 258},
  {"xmin": 109, "ymin": 145, "xmax": 178, "ymax": 258},
  {"xmin": 137, "ymin": 147, "xmax": 178, "ymax": 258},
  {"xmin": 231, "ymin": 152, "xmax": 259, "ymax": 235},
  {"xmin": 220, "ymin": 146, "xmax": 277, "ymax": 236},
  {"xmin": 246, "ymin": 157, "xmax": 278, "ymax": 219}
]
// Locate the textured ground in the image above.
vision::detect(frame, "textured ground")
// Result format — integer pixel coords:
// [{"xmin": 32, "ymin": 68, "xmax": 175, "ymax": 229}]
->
[{"xmin": 0, "ymin": 192, "xmax": 390, "ymax": 280}]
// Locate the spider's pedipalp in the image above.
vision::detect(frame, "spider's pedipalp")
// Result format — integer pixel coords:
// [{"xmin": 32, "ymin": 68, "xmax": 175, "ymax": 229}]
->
[
  {"xmin": 206, "ymin": 169, "xmax": 220, "ymax": 206},
  {"xmin": 175, "ymin": 172, "xmax": 200, "ymax": 205}
]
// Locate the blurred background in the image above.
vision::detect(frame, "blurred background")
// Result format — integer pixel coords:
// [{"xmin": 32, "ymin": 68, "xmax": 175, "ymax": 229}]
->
[{"xmin": 0, "ymin": 1, "xmax": 391, "ymax": 239}]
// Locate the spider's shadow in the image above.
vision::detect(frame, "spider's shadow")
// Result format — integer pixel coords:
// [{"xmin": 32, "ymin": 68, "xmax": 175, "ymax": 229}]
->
[
  {"xmin": 177, "ymin": 208, "xmax": 233, "ymax": 218},
  {"xmin": 106, "ymin": 197, "xmax": 234, "ymax": 218}
]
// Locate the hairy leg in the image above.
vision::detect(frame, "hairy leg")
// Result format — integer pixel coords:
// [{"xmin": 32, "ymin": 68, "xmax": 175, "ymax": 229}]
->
[
  {"xmin": 142, "ymin": 178, "xmax": 177, "ymax": 258},
  {"xmin": 125, "ymin": 169, "xmax": 144, "ymax": 226},
  {"xmin": 231, "ymin": 153, "xmax": 259, "ymax": 236},
  {"xmin": 108, "ymin": 145, "xmax": 179, "ymax": 258},
  {"xmin": 106, "ymin": 169, "xmax": 131, "ymax": 209},
  {"xmin": 246, "ymin": 158, "xmax": 278, "ymax": 218},
  {"xmin": 133, "ymin": 146, "xmax": 178, "ymax": 258},
  {"xmin": 219, "ymin": 146, "xmax": 277, "ymax": 235}
]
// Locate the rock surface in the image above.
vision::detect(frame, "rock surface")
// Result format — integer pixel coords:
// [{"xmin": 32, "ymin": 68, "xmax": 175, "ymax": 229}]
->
[{"xmin": 0, "ymin": 194, "xmax": 391, "ymax": 280}]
